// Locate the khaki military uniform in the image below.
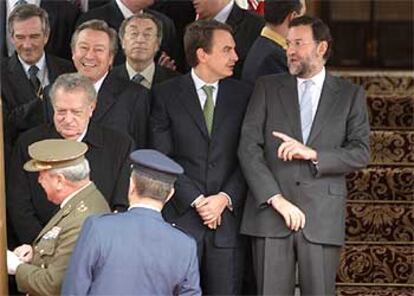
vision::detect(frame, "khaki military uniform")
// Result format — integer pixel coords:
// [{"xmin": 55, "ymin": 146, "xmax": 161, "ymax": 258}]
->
[{"xmin": 15, "ymin": 182, "xmax": 110, "ymax": 295}]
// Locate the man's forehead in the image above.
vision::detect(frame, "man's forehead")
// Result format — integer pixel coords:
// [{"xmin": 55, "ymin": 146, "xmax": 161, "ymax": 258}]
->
[
  {"xmin": 127, "ymin": 19, "xmax": 157, "ymax": 30},
  {"xmin": 287, "ymin": 25, "xmax": 312, "ymax": 39}
]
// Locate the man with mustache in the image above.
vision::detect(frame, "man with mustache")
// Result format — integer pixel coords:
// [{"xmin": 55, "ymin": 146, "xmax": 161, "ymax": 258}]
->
[
  {"xmin": 150, "ymin": 20, "xmax": 252, "ymax": 295},
  {"xmin": 112, "ymin": 13, "xmax": 178, "ymax": 90},
  {"xmin": 239, "ymin": 16, "xmax": 370, "ymax": 295}
]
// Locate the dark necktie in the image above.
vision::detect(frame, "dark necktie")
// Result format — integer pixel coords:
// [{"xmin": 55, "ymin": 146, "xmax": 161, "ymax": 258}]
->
[
  {"xmin": 28, "ymin": 65, "xmax": 42, "ymax": 97},
  {"xmin": 201, "ymin": 85, "xmax": 215, "ymax": 136},
  {"xmin": 131, "ymin": 73, "xmax": 144, "ymax": 84}
]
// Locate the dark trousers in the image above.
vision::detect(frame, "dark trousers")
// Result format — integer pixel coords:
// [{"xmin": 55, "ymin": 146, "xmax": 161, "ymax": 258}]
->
[
  {"xmin": 197, "ymin": 230, "xmax": 245, "ymax": 295},
  {"xmin": 252, "ymin": 231, "xmax": 341, "ymax": 296}
]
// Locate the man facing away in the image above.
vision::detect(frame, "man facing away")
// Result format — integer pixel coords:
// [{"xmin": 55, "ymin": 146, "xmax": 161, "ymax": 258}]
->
[
  {"xmin": 62, "ymin": 149, "xmax": 201, "ymax": 295},
  {"xmin": 7, "ymin": 139, "xmax": 110, "ymax": 296},
  {"xmin": 238, "ymin": 16, "xmax": 370, "ymax": 295}
]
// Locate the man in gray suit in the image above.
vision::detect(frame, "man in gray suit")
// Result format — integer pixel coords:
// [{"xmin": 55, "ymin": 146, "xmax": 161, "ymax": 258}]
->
[
  {"xmin": 238, "ymin": 16, "xmax": 370, "ymax": 295},
  {"xmin": 62, "ymin": 149, "xmax": 201, "ymax": 295}
]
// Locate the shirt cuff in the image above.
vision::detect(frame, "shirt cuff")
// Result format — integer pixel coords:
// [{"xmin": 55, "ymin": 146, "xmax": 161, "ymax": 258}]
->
[
  {"xmin": 219, "ymin": 192, "xmax": 233, "ymax": 211},
  {"xmin": 267, "ymin": 194, "xmax": 283, "ymax": 205},
  {"xmin": 191, "ymin": 195, "xmax": 204, "ymax": 207}
]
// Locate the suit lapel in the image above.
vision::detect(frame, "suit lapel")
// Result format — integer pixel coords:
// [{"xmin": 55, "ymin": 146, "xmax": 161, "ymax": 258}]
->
[
  {"xmin": 210, "ymin": 79, "xmax": 231, "ymax": 139},
  {"xmin": 45, "ymin": 54, "xmax": 59, "ymax": 82},
  {"xmin": 92, "ymin": 74, "xmax": 118, "ymax": 123},
  {"xmin": 278, "ymin": 76, "xmax": 302, "ymax": 140},
  {"xmin": 226, "ymin": 4, "xmax": 243, "ymax": 32},
  {"xmin": 307, "ymin": 73, "xmax": 340, "ymax": 145},
  {"xmin": 8, "ymin": 54, "xmax": 36, "ymax": 100},
  {"xmin": 179, "ymin": 74, "xmax": 209, "ymax": 138}
]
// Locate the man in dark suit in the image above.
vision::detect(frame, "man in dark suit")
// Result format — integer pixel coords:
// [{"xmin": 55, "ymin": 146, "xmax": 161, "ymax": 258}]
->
[
  {"xmin": 62, "ymin": 149, "xmax": 201, "ymax": 295},
  {"xmin": 2, "ymin": 0, "xmax": 80, "ymax": 60},
  {"xmin": 238, "ymin": 16, "xmax": 370, "ymax": 295},
  {"xmin": 7, "ymin": 73, "xmax": 133, "ymax": 247},
  {"xmin": 193, "ymin": 0, "xmax": 264, "ymax": 78},
  {"xmin": 242, "ymin": 0, "xmax": 305, "ymax": 85},
  {"xmin": 71, "ymin": 19, "xmax": 149, "ymax": 147},
  {"xmin": 112, "ymin": 13, "xmax": 179, "ymax": 90},
  {"xmin": 2, "ymin": 4, "xmax": 74, "ymax": 149},
  {"xmin": 77, "ymin": 0, "xmax": 178, "ymax": 67},
  {"xmin": 150, "ymin": 20, "xmax": 251, "ymax": 295}
]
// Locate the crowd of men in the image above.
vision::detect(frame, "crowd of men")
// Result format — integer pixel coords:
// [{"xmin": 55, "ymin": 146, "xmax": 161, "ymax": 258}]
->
[{"xmin": 2, "ymin": 0, "xmax": 370, "ymax": 295}]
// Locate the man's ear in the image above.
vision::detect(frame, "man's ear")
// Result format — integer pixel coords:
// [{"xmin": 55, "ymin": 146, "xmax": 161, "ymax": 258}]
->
[
  {"xmin": 196, "ymin": 48, "xmax": 207, "ymax": 64},
  {"xmin": 317, "ymin": 40, "xmax": 328, "ymax": 59}
]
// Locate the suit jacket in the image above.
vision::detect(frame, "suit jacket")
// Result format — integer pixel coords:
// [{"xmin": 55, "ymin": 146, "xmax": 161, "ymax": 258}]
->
[
  {"xmin": 150, "ymin": 74, "xmax": 251, "ymax": 247},
  {"xmin": 62, "ymin": 207, "xmax": 201, "ymax": 295},
  {"xmin": 15, "ymin": 182, "xmax": 110, "ymax": 296},
  {"xmin": 226, "ymin": 4, "xmax": 264, "ymax": 79},
  {"xmin": 111, "ymin": 63, "xmax": 179, "ymax": 88},
  {"xmin": 77, "ymin": 0, "xmax": 178, "ymax": 66},
  {"xmin": 7, "ymin": 123, "xmax": 133, "ymax": 244},
  {"xmin": 0, "ymin": 0, "xmax": 80, "ymax": 60},
  {"xmin": 92, "ymin": 71, "xmax": 150, "ymax": 147},
  {"xmin": 242, "ymin": 35, "xmax": 288, "ymax": 85},
  {"xmin": 238, "ymin": 72, "xmax": 370, "ymax": 246},
  {"xmin": 1, "ymin": 53, "xmax": 74, "ymax": 146}
]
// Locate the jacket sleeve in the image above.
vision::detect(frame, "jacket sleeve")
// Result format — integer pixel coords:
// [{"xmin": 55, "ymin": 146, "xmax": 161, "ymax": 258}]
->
[
  {"xmin": 238, "ymin": 79, "xmax": 282, "ymax": 207},
  {"xmin": 316, "ymin": 85, "xmax": 370, "ymax": 176}
]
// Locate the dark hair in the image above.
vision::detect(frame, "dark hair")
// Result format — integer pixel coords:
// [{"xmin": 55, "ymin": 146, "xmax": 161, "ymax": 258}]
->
[
  {"xmin": 289, "ymin": 15, "xmax": 333, "ymax": 60},
  {"xmin": 131, "ymin": 169, "xmax": 176, "ymax": 202},
  {"xmin": 184, "ymin": 19, "xmax": 233, "ymax": 67},
  {"xmin": 8, "ymin": 4, "xmax": 50, "ymax": 36},
  {"xmin": 264, "ymin": 0, "xmax": 302, "ymax": 25},
  {"xmin": 71, "ymin": 19, "xmax": 118, "ymax": 56},
  {"xmin": 119, "ymin": 12, "xmax": 163, "ymax": 44}
]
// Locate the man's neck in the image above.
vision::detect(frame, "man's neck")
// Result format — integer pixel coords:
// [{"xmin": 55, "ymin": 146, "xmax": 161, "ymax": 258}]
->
[
  {"xmin": 193, "ymin": 67, "xmax": 220, "ymax": 84},
  {"xmin": 129, "ymin": 196, "xmax": 163, "ymax": 211},
  {"xmin": 127, "ymin": 58, "xmax": 153, "ymax": 73},
  {"xmin": 266, "ymin": 23, "xmax": 289, "ymax": 39}
]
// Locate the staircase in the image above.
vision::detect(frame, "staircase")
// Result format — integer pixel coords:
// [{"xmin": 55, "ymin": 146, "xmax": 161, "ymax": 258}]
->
[{"xmin": 333, "ymin": 71, "xmax": 414, "ymax": 296}]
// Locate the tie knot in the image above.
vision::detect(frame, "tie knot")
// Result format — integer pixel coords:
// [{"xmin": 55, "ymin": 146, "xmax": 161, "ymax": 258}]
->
[
  {"xmin": 132, "ymin": 73, "xmax": 144, "ymax": 84},
  {"xmin": 202, "ymin": 85, "xmax": 214, "ymax": 97},
  {"xmin": 302, "ymin": 80, "xmax": 314, "ymax": 90},
  {"xmin": 28, "ymin": 65, "xmax": 39, "ymax": 76}
]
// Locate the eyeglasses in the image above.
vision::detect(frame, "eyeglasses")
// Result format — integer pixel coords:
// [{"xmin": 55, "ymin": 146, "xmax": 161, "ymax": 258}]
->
[
  {"xmin": 125, "ymin": 31, "xmax": 157, "ymax": 41},
  {"xmin": 286, "ymin": 40, "xmax": 315, "ymax": 49}
]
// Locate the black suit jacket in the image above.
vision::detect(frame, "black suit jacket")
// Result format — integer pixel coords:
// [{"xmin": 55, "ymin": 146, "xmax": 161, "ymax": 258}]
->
[
  {"xmin": 111, "ymin": 63, "xmax": 179, "ymax": 87},
  {"xmin": 242, "ymin": 35, "xmax": 288, "ymax": 85},
  {"xmin": 90, "ymin": 71, "xmax": 150, "ymax": 147},
  {"xmin": 1, "ymin": 1, "xmax": 80, "ymax": 60},
  {"xmin": 77, "ymin": 0, "xmax": 178, "ymax": 66},
  {"xmin": 1, "ymin": 53, "xmax": 74, "ymax": 146},
  {"xmin": 7, "ymin": 123, "xmax": 133, "ymax": 244},
  {"xmin": 226, "ymin": 4, "xmax": 264, "ymax": 79},
  {"xmin": 150, "ymin": 74, "xmax": 251, "ymax": 248}
]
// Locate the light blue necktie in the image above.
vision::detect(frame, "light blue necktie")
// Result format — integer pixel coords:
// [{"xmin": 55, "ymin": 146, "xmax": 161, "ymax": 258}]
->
[{"xmin": 300, "ymin": 80, "xmax": 313, "ymax": 144}]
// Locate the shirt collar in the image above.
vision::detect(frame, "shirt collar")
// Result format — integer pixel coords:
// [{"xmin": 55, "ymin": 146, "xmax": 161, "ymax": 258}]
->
[
  {"xmin": 296, "ymin": 67, "xmax": 326, "ymax": 90},
  {"xmin": 115, "ymin": 0, "xmax": 141, "ymax": 18},
  {"xmin": 93, "ymin": 72, "xmax": 108, "ymax": 93},
  {"xmin": 129, "ymin": 203, "xmax": 161, "ymax": 212},
  {"xmin": 60, "ymin": 181, "xmax": 92, "ymax": 208},
  {"xmin": 191, "ymin": 68, "xmax": 219, "ymax": 91},
  {"xmin": 18, "ymin": 52, "xmax": 46, "ymax": 77},
  {"xmin": 126, "ymin": 61, "xmax": 155, "ymax": 82},
  {"xmin": 260, "ymin": 26, "xmax": 287, "ymax": 50},
  {"xmin": 214, "ymin": 0, "xmax": 234, "ymax": 23}
]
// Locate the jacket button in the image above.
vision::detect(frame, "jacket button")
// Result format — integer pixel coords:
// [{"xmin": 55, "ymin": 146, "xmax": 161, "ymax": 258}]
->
[
  {"xmin": 296, "ymin": 181, "xmax": 300, "ymax": 186},
  {"xmin": 41, "ymin": 264, "xmax": 45, "ymax": 268},
  {"xmin": 208, "ymin": 162, "xmax": 216, "ymax": 169},
  {"xmin": 39, "ymin": 249, "xmax": 44, "ymax": 254}
]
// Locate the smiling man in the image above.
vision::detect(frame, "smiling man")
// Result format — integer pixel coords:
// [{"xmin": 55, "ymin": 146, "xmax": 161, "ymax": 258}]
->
[
  {"xmin": 112, "ymin": 13, "xmax": 178, "ymax": 89},
  {"xmin": 7, "ymin": 73, "xmax": 133, "ymax": 247},
  {"xmin": 70, "ymin": 19, "xmax": 149, "ymax": 147},
  {"xmin": 150, "ymin": 20, "xmax": 252, "ymax": 295}
]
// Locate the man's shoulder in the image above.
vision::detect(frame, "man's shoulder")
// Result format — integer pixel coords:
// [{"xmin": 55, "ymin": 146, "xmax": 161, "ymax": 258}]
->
[
  {"xmin": 103, "ymin": 72, "xmax": 150, "ymax": 97},
  {"xmin": 15, "ymin": 124, "xmax": 56, "ymax": 149}
]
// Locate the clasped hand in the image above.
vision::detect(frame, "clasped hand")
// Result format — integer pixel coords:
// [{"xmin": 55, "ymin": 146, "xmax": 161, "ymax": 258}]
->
[{"xmin": 195, "ymin": 194, "xmax": 229, "ymax": 230}]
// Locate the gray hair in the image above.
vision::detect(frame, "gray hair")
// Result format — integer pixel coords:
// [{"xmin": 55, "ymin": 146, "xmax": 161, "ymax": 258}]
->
[
  {"xmin": 71, "ymin": 19, "xmax": 118, "ymax": 56},
  {"xmin": 49, "ymin": 158, "xmax": 90, "ymax": 182},
  {"xmin": 50, "ymin": 73, "xmax": 97, "ymax": 107},
  {"xmin": 119, "ymin": 13, "xmax": 163, "ymax": 45},
  {"xmin": 8, "ymin": 4, "xmax": 50, "ymax": 36}
]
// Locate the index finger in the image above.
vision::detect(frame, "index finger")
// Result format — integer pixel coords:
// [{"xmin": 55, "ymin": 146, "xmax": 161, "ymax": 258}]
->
[{"xmin": 272, "ymin": 131, "xmax": 292, "ymax": 142}]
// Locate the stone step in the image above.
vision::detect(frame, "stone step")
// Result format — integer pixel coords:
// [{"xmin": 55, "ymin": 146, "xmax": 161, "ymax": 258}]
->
[
  {"xmin": 345, "ymin": 202, "xmax": 413, "ymax": 242},
  {"xmin": 336, "ymin": 244, "xmax": 414, "ymax": 285},
  {"xmin": 336, "ymin": 286, "xmax": 414, "ymax": 296},
  {"xmin": 369, "ymin": 131, "xmax": 413, "ymax": 166},
  {"xmin": 367, "ymin": 95, "xmax": 414, "ymax": 130},
  {"xmin": 346, "ymin": 167, "xmax": 414, "ymax": 202}
]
